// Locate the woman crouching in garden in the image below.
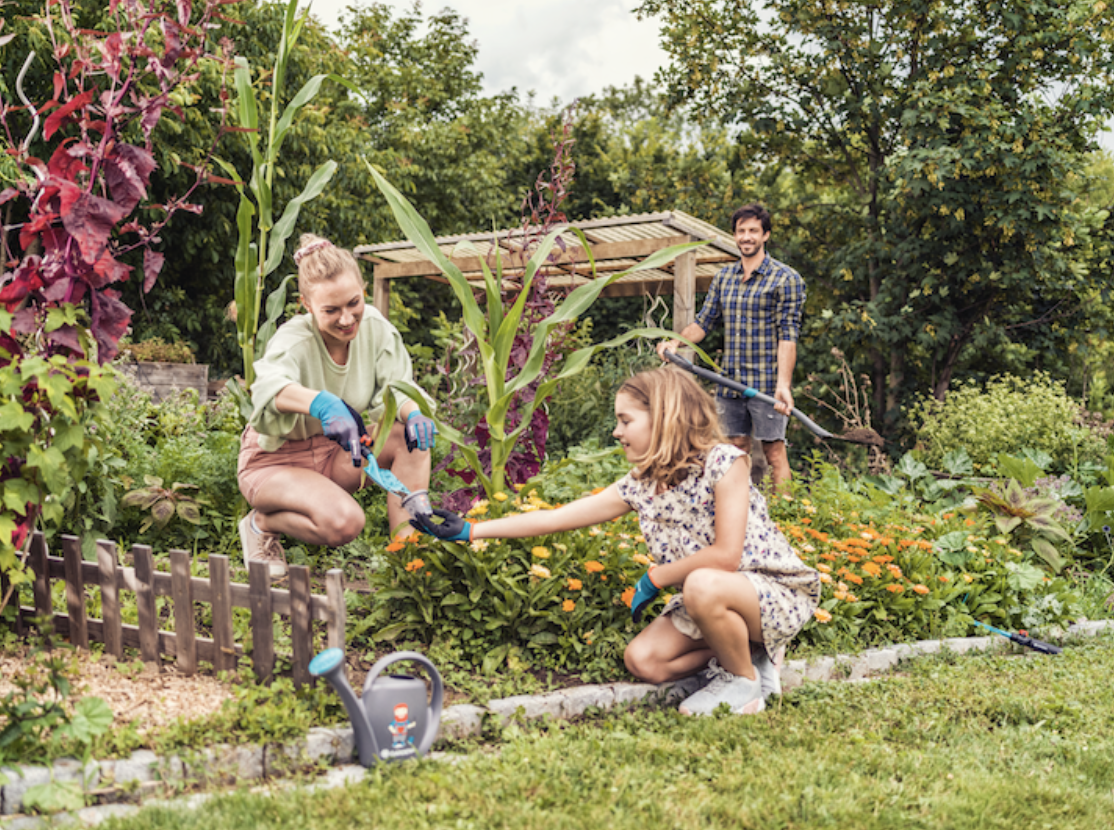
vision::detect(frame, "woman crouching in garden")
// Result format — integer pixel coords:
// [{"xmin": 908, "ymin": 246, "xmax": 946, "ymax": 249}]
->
[
  {"xmin": 413, "ymin": 366, "xmax": 820, "ymax": 715},
  {"xmin": 237, "ymin": 233, "xmax": 437, "ymax": 578}
]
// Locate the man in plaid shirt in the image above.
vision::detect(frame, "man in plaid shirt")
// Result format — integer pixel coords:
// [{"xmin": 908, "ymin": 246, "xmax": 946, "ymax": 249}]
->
[{"xmin": 658, "ymin": 204, "xmax": 805, "ymax": 490}]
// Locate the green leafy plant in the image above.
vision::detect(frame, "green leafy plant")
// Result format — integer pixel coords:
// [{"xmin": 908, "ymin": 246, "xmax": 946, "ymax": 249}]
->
[
  {"xmin": 219, "ymin": 0, "xmax": 359, "ymax": 418},
  {"xmin": 907, "ymin": 373, "xmax": 1108, "ymax": 472},
  {"xmin": 120, "ymin": 476, "xmax": 205, "ymax": 534},
  {"xmin": 367, "ymin": 164, "xmax": 708, "ymax": 498},
  {"xmin": 118, "ymin": 337, "xmax": 196, "ymax": 364}
]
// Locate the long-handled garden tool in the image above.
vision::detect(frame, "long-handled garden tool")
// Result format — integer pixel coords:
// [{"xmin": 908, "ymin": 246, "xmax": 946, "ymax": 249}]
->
[
  {"xmin": 663, "ymin": 350, "xmax": 885, "ymax": 447},
  {"xmin": 971, "ymin": 620, "xmax": 1062, "ymax": 655}
]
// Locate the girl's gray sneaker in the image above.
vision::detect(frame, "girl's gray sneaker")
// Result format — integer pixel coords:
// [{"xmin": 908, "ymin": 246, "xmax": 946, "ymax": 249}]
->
[
  {"xmin": 679, "ymin": 659, "xmax": 765, "ymax": 716},
  {"xmin": 752, "ymin": 644, "xmax": 783, "ymax": 699}
]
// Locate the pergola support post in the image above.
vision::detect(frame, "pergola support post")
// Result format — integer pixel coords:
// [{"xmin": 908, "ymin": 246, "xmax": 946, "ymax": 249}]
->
[{"xmin": 673, "ymin": 249, "xmax": 696, "ymax": 333}]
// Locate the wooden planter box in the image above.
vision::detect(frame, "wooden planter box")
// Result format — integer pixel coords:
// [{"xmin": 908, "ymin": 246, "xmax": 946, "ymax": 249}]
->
[{"xmin": 120, "ymin": 361, "xmax": 209, "ymax": 401}]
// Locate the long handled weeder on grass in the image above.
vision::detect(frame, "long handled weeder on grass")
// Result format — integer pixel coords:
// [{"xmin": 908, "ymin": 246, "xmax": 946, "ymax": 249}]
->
[{"xmin": 971, "ymin": 620, "xmax": 1062, "ymax": 655}]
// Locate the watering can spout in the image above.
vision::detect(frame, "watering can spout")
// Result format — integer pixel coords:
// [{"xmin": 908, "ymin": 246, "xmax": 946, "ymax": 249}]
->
[{"xmin": 308, "ymin": 648, "xmax": 380, "ymax": 767}]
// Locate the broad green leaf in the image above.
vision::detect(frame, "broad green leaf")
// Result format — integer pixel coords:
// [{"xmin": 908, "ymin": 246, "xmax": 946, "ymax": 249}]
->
[
  {"xmin": 997, "ymin": 453, "xmax": 1043, "ymax": 488},
  {"xmin": 256, "ymin": 273, "xmax": 298, "ymax": 360}
]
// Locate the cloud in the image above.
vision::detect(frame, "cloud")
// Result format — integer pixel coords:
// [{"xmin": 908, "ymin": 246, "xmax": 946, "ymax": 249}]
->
[{"xmin": 305, "ymin": 0, "xmax": 667, "ymax": 104}]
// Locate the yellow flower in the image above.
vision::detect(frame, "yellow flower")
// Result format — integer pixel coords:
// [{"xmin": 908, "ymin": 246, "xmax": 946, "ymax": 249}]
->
[
  {"xmin": 532, "ymin": 546, "xmax": 551, "ymax": 559},
  {"xmin": 470, "ymin": 539, "xmax": 489, "ymax": 552},
  {"xmin": 814, "ymin": 608, "xmax": 833, "ymax": 623},
  {"xmin": 819, "ymin": 572, "xmax": 832, "ymax": 583},
  {"xmin": 467, "ymin": 500, "xmax": 490, "ymax": 517},
  {"xmin": 568, "ymin": 578, "xmax": 582, "ymax": 591},
  {"xmin": 963, "ymin": 573, "xmax": 974, "ymax": 583},
  {"xmin": 633, "ymin": 553, "xmax": 652, "ymax": 566},
  {"xmin": 493, "ymin": 492, "xmax": 508, "ymax": 502},
  {"xmin": 562, "ymin": 599, "xmax": 575, "ymax": 612},
  {"xmin": 530, "ymin": 564, "xmax": 552, "ymax": 579}
]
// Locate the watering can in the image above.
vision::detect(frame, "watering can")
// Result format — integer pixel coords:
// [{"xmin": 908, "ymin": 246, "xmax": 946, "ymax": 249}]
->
[{"xmin": 308, "ymin": 648, "xmax": 444, "ymax": 767}]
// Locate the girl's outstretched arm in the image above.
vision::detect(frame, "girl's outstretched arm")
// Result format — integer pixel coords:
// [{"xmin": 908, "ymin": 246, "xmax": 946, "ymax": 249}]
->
[
  {"xmin": 648, "ymin": 454, "xmax": 752, "ymax": 588},
  {"xmin": 471, "ymin": 484, "xmax": 631, "ymax": 540}
]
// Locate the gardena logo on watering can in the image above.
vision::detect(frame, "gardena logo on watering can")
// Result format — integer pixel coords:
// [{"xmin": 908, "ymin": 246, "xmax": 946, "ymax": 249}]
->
[{"xmin": 308, "ymin": 648, "xmax": 443, "ymax": 767}]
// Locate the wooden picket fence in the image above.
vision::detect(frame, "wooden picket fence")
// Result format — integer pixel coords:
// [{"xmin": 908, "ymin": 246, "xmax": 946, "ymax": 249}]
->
[{"xmin": 9, "ymin": 532, "xmax": 346, "ymax": 687}]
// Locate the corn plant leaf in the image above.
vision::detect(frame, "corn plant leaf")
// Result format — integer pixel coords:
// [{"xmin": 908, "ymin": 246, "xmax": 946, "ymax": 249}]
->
[
  {"xmin": 256, "ymin": 272, "xmax": 297, "ymax": 359},
  {"xmin": 232, "ymin": 57, "xmax": 261, "ymax": 167},
  {"xmin": 264, "ymin": 160, "xmax": 338, "ymax": 276}
]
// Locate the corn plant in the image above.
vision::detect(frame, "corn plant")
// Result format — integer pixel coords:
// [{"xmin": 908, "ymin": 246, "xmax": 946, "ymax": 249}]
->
[
  {"xmin": 217, "ymin": 0, "xmax": 358, "ymax": 417},
  {"xmin": 367, "ymin": 164, "xmax": 709, "ymax": 498}
]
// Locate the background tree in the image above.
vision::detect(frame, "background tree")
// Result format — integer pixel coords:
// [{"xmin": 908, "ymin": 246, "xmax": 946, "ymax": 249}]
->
[{"xmin": 639, "ymin": 0, "xmax": 1114, "ymax": 431}]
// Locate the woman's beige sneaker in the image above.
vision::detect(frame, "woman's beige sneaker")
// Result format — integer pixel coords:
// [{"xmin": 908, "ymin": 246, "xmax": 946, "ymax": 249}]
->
[{"xmin": 238, "ymin": 511, "xmax": 287, "ymax": 578}]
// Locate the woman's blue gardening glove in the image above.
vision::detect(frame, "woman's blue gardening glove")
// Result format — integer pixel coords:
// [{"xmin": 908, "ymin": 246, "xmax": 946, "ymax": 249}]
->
[
  {"xmin": 309, "ymin": 391, "xmax": 362, "ymax": 467},
  {"xmin": 409, "ymin": 508, "xmax": 473, "ymax": 542},
  {"xmin": 630, "ymin": 569, "xmax": 660, "ymax": 623},
  {"xmin": 405, "ymin": 411, "xmax": 437, "ymax": 452}
]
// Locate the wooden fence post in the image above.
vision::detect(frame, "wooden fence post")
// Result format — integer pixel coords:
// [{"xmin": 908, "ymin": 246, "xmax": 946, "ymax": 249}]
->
[
  {"xmin": 30, "ymin": 532, "xmax": 51, "ymax": 626},
  {"xmin": 132, "ymin": 544, "xmax": 161, "ymax": 666},
  {"xmin": 326, "ymin": 568, "xmax": 345, "ymax": 650},
  {"xmin": 61, "ymin": 535, "xmax": 87, "ymax": 648},
  {"xmin": 289, "ymin": 565, "xmax": 312, "ymax": 687},
  {"xmin": 209, "ymin": 554, "xmax": 236, "ymax": 673},
  {"xmin": 248, "ymin": 560, "xmax": 274, "ymax": 684},
  {"xmin": 170, "ymin": 549, "xmax": 196, "ymax": 675},
  {"xmin": 97, "ymin": 539, "xmax": 123, "ymax": 659}
]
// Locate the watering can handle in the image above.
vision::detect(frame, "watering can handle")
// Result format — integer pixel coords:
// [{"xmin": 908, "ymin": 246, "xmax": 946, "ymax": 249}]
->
[{"xmin": 363, "ymin": 650, "xmax": 444, "ymax": 756}]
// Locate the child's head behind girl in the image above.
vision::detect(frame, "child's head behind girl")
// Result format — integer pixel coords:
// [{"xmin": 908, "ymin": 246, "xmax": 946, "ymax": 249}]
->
[{"xmin": 615, "ymin": 367, "xmax": 729, "ymax": 490}]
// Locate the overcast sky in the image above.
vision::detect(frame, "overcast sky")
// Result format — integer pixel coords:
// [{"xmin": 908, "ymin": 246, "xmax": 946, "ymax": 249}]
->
[{"xmin": 304, "ymin": 0, "xmax": 670, "ymax": 105}]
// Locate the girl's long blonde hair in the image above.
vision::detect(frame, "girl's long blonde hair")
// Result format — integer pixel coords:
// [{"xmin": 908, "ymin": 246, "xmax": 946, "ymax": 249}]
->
[
  {"xmin": 294, "ymin": 233, "xmax": 364, "ymax": 297},
  {"xmin": 618, "ymin": 366, "xmax": 728, "ymax": 489}
]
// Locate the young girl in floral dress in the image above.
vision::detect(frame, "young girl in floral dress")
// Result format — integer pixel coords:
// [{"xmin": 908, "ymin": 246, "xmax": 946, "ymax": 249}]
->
[{"xmin": 413, "ymin": 366, "xmax": 820, "ymax": 715}]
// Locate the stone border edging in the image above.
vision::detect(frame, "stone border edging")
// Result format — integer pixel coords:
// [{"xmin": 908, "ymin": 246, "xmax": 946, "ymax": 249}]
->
[{"xmin": 2, "ymin": 619, "xmax": 1111, "ymax": 826}]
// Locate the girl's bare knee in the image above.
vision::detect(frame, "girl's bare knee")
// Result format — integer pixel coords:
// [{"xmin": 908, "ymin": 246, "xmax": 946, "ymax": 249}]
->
[
  {"xmin": 682, "ymin": 568, "xmax": 720, "ymax": 616},
  {"xmin": 624, "ymin": 641, "xmax": 668, "ymax": 684}
]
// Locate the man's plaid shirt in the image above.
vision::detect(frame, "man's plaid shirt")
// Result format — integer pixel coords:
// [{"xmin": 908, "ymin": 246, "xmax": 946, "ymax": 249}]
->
[{"xmin": 694, "ymin": 254, "xmax": 806, "ymax": 397}]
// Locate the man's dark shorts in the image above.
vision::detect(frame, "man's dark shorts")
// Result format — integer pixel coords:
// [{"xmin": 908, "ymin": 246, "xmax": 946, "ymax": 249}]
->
[{"xmin": 716, "ymin": 395, "xmax": 789, "ymax": 442}]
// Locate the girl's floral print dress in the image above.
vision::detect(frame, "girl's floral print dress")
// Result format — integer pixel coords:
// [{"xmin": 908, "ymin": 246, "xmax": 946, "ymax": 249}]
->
[{"xmin": 616, "ymin": 443, "xmax": 820, "ymax": 656}]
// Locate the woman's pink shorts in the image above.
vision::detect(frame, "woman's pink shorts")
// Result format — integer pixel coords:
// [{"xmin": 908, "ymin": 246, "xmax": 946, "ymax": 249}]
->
[{"xmin": 237, "ymin": 427, "xmax": 347, "ymax": 504}]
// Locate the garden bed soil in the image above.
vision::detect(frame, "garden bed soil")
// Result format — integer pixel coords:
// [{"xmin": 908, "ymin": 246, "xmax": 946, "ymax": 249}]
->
[{"xmin": 0, "ymin": 648, "xmax": 234, "ymax": 734}]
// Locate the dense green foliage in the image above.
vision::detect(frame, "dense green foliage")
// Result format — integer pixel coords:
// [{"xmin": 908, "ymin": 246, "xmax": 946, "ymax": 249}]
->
[
  {"xmin": 640, "ymin": 0, "xmax": 1114, "ymax": 429},
  {"xmin": 907, "ymin": 373, "xmax": 1109, "ymax": 471}
]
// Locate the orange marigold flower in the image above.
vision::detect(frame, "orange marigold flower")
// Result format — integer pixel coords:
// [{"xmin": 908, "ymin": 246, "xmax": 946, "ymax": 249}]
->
[
  {"xmin": 964, "ymin": 518, "xmax": 976, "ymax": 527},
  {"xmin": 621, "ymin": 586, "xmax": 635, "ymax": 607},
  {"xmin": 386, "ymin": 540, "xmax": 406, "ymax": 553},
  {"xmin": 845, "ymin": 593, "xmax": 859, "ymax": 603},
  {"xmin": 816, "ymin": 563, "xmax": 832, "ymax": 573},
  {"xmin": 872, "ymin": 555, "xmax": 894, "ymax": 563},
  {"xmin": 943, "ymin": 512, "xmax": 955, "ymax": 520},
  {"xmin": 845, "ymin": 573, "xmax": 864, "ymax": 585},
  {"xmin": 938, "ymin": 575, "xmax": 950, "ymax": 582},
  {"xmin": 404, "ymin": 558, "xmax": 424, "ymax": 572},
  {"xmin": 820, "ymin": 553, "xmax": 838, "ymax": 561},
  {"xmin": 562, "ymin": 599, "xmax": 575, "ymax": 612},
  {"xmin": 814, "ymin": 608, "xmax": 833, "ymax": 623},
  {"xmin": 861, "ymin": 562, "xmax": 882, "ymax": 577},
  {"xmin": 885, "ymin": 583, "xmax": 905, "ymax": 593},
  {"xmin": 568, "ymin": 578, "xmax": 583, "ymax": 591},
  {"xmin": 584, "ymin": 560, "xmax": 605, "ymax": 573},
  {"xmin": 887, "ymin": 564, "xmax": 904, "ymax": 579},
  {"xmin": 912, "ymin": 584, "xmax": 930, "ymax": 595},
  {"xmin": 847, "ymin": 555, "xmax": 861, "ymax": 563},
  {"xmin": 819, "ymin": 573, "xmax": 832, "ymax": 583},
  {"xmin": 801, "ymin": 518, "xmax": 812, "ymax": 525}
]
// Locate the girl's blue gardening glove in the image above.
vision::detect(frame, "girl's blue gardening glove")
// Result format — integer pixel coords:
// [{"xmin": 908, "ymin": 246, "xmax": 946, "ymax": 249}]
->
[
  {"xmin": 410, "ymin": 508, "xmax": 473, "ymax": 542},
  {"xmin": 309, "ymin": 391, "xmax": 362, "ymax": 467},
  {"xmin": 405, "ymin": 411, "xmax": 437, "ymax": 452},
  {"xmin": 630, "ymin": 569, "xmax": 660, "ymax": 623}
]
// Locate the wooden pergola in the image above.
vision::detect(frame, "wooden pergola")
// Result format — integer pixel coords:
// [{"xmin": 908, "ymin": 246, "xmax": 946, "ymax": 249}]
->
[{"xmin": 353, "ymin": 210, "xmax": 739, "ymax": 331}]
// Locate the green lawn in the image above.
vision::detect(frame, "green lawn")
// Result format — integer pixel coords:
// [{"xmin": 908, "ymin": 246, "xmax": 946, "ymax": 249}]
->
[{"xmin": 102, "ymin": 634, "xmax": 1114, "ymax": 830}]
